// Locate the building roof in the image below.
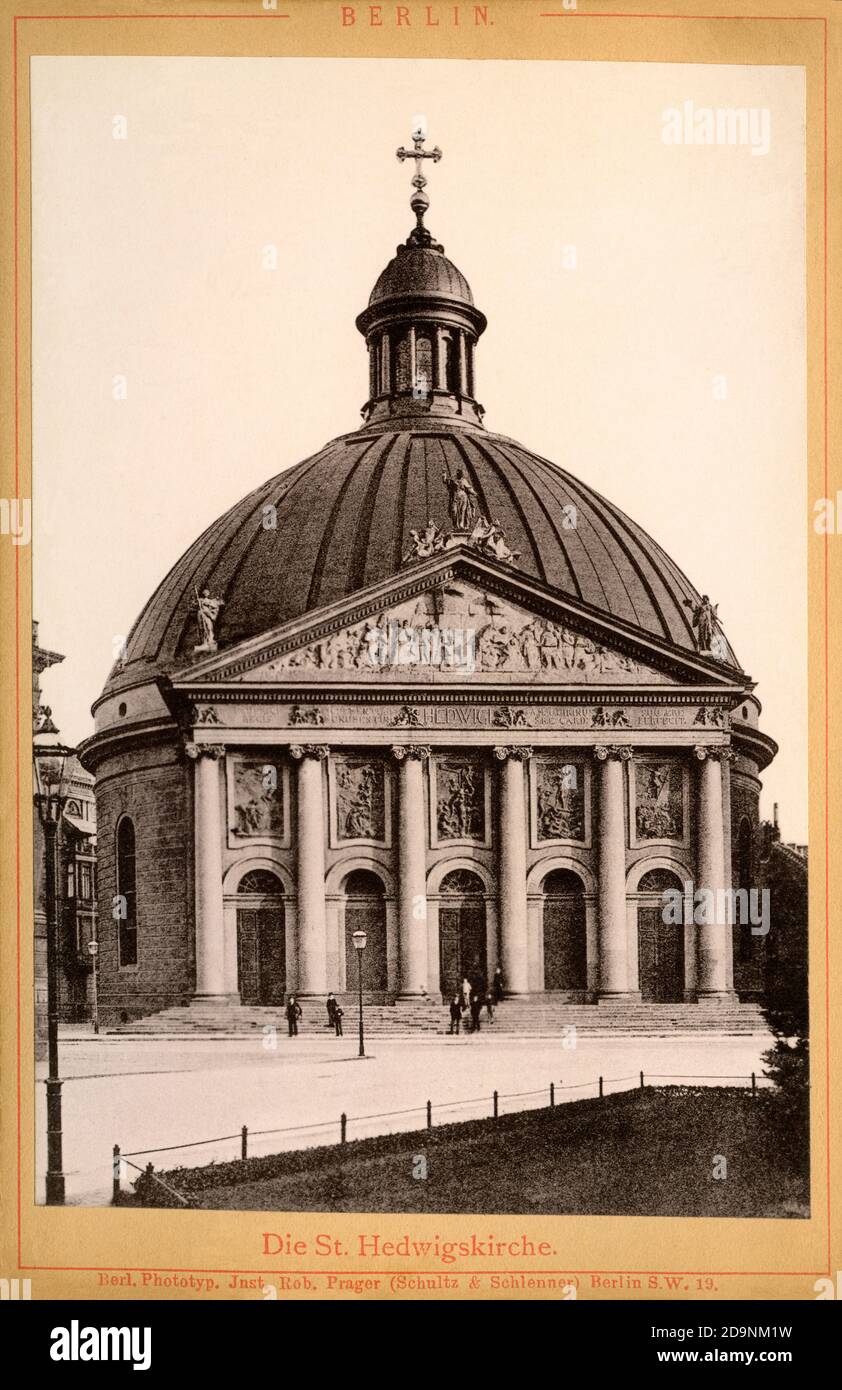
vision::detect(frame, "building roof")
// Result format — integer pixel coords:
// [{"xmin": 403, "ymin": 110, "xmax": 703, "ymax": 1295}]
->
[{"xmin": 101, "ymin": 423, "xmax": 735, "ymax": 699}]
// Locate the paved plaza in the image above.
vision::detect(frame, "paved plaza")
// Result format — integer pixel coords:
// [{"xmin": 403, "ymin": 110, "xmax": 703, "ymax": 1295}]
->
[{"xmin": 35, "ymin": 1027, "xmax": 770, "ymax": 1206}]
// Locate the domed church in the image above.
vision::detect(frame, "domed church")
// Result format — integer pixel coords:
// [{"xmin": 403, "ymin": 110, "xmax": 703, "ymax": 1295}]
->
[{"xmin": 81, "ymin": 130, "xmax": 777, "ymax": 1026}]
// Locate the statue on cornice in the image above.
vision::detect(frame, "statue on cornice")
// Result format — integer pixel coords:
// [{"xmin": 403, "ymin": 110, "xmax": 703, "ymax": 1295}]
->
[
  {"xmin": 403, "ymin": 520, "xmax": 446, "ymax": 563},
  {"xmin": 194, "ymin": 587, "xmax": 224, "ymax": 655},
  {"xmin": 443, "ymin": 469, "xmax": 478, "ymax": 531},
  {"xmin": 684, "ymin": 595, "xmax": 723, "ymax": 655}
]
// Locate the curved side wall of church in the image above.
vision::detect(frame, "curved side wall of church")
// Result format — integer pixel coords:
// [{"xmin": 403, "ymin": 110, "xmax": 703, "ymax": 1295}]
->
[{"xmin": 94, "ymin": 742, "xmax": 192, "ymax": 1024}]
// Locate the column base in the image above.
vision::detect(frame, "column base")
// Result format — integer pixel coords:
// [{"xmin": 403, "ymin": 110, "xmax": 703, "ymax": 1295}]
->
[
  {"xmin": 597, "ymin": 992, "xmax": 641, "ymax": 1003},
  {"xmin": 696, "ymin": 990, "xmax": 738, "ymax": 1004},
  {"xmin": 190, "ymin": 993, "xmax": 241, "ymax": 1005}
]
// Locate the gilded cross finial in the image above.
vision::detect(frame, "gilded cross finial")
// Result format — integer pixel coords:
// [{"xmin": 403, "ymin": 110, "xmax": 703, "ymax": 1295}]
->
[{"xmin": 396, "ymin": 119, "xmax": 443, "ymax": 250}]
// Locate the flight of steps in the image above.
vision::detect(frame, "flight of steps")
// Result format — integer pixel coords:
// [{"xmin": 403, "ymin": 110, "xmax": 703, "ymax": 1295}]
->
[{"xmin": 110, "ymin": 997, "xmax": 768, "ymax": 1038}]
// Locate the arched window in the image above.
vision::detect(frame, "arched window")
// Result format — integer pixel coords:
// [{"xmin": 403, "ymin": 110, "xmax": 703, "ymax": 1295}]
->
[
  {"xmin": 440, "ymin": 331, "xmax": 457, "ymax": 392},
  {"xmin": 116, "ymin": 817, "xmax": 137, "ymax": 967},
  {"xmin": 237, "ymin": 869, "xmax": 284, "ymax": 897}
]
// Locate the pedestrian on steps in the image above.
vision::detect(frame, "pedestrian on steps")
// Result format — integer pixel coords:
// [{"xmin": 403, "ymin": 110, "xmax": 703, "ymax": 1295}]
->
[{"xmin": 286, "ymin": 995, "xmax": 302, "ymax": 1037}]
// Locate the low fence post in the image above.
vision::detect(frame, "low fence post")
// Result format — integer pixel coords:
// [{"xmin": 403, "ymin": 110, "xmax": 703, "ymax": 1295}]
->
[
  {"xmin": 112, "ymin": 1144, "xmax": 121, "ymax": 1203},
  {"xmin": 493, "ymin": 1090, "xmax": 498, "ymax": 1119},
  {"xmin": 241, "ymin": 1126, "xmax": 248, "ymax": 1161},
  {"xmin": 640, "ymin": 1071, "xmax": 645, "ymax": 1090},
  {"xmin": 426, "ymin": 1100, "xmax": 432, "ymax": 1130},
  {"xmin": 598, "ymin": 1075, "xmax": 604, "ymax": 1099},
  {"xmin": 340, "ymin": 1113, "xmax": 347, "ymax": 1144},
  {"xmin": 550, "ymin": 1082, "xmax": 555, "ymax": 1108},
  {"xmin": 751, "ymin": 1072, "xmax": 757, "ymax": 1093}
]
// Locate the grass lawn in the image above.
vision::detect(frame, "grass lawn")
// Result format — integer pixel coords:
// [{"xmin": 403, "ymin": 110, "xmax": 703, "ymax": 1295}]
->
[{"xmin": 126, "ymin": 1087, "xmax": 810, "ymax": 1218}]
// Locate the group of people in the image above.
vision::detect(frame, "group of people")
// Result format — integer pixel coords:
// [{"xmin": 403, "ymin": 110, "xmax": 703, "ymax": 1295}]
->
[
  {"xmin": 449, "ymin": 965, "xmax": 504, "ymax": 1035},
  {"xmin": 283, "ymin": 968, "xmax": 505, "ymax": 1039}
]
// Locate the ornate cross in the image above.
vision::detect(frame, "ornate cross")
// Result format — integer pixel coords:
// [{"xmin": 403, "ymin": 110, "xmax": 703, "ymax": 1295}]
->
[{"xmin": 396, "ymin": 125, "xmax": 443, "ymax": 248}]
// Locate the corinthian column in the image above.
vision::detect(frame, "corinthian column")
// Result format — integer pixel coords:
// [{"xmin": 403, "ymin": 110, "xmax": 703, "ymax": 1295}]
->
[
  {"xmin": 695, "ymin": 745, "xmax": 735, "ymax": 1000},
  {"xmin": 291, "ymin": 744, "xmax": 329, "ymax": 995},
  {"xmin": 392, "ymin": 745, "xmax": 432, "ymax": 996},
  {"xmin": 495, "ymin": 746, "xmax": 532, "ymax": 996},
  {"xmin": 186, "ymin": 743, "xmax": 228, "ymax": 998},
  {"xmin": 595, "ymin": 745, "xmax": 633, "ymax": 999}
]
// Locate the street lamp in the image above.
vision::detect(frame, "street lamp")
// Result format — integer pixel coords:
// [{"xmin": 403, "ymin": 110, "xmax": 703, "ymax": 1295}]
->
[
  {"xmin": 351, "ymin": 928, "xmax": 367, "ymax": 1059},
  {"xmin": 33, "ymin": 738, "xmax": 75, "ymax": 1205}
]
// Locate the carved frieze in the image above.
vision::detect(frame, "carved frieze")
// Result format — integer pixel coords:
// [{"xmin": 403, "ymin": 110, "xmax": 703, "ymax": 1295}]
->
[
  {"xmin": 434, "ymin": 757, "xmax": 486, "ymax": 842},
  {"xmin": 633, "ymin": 760, "xmax": 686, "ymax": 843},
  {"xmin": 227, "ymin": 755, "xmax": 285, "ymax": 842},
  {"xmin": 535, "ymin": 758, "xmax": 588, "ymax": 843},
  {"xmin": 333, "ymin": 756, "xmax": 387, "ymax": 843},
  {"xmin": 258, "ymin": 585, "xmax": 661, "ymax": 682}
]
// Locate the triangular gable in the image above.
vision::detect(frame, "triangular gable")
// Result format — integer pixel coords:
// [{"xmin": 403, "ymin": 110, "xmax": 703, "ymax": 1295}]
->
[{"xmin": 170, "ymin": 548, "xmax": 747, "ymax": 692}]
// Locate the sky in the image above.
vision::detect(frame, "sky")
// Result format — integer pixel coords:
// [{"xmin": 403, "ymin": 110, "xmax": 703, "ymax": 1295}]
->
[{"xmin": 30, "ymin": 55, "xmax": 807, "ymax": 839}]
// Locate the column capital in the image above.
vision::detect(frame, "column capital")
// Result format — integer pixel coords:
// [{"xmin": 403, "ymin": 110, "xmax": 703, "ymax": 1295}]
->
[
  {"xmin": 694, "ymin": 743, "xmax": 735, "ymax": 762},
  {"xmin": 594, "ymin": 744, "xmax": 633, "ymax": 763},
  {"xmin": 289, "ymin": 743, "xmax": 330, "ymax": 761},
  {"xmin": 185, "ymin": 741, "xmax": 226, "ymax": 761},
  {"xmin": 391, "ymin": 744, "xmax": 432, "ymax": 761},
  {"xmin": 493, "ymin": 745, "xmax": 533, "ymax": 762}
]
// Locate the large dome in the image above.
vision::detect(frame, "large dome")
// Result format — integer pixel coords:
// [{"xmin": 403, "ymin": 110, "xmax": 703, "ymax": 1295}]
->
[{"xmin": 102, "ymin": 422, "xmax": 731, "ymax": 699}]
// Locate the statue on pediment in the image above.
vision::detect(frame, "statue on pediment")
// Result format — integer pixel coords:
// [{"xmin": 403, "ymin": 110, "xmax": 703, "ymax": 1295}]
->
[
  {"xmin": 443, "ymin": 469, "xmax": 478, "ymax": 531},
  {"xmin": 403, "ymin": 520, "xmax": 446, "ymax": 563},
  {"xmin": 684, "ymin": 595, "xmax": 724, "ymax": 655},
  {"xmin": 194, "ymin": 587, "xmax": 224, "ymax": 654}
]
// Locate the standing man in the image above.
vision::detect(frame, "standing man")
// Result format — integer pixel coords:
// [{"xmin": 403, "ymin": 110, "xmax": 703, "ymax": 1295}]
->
[
  {"xmin": 470, "ymin": 991, "xmax": 482, "ymax": 1034},
  {"xmin": 286, "ymin": 995, "xmax": 302, "ymax": 1038},
  {"xmin": 449, "ymin": 996, "xmax": 462, "ymax": 1035},
  {"xmin": 326, "ymin": 993, "xmax": 338, "ymax": 1029},
  {"xmin": 333, "ymin": 1004, "xmax": 344, "ymax": 1037},
  {"xmin": 492, "ymin": 965, "xmax": 504, "ymax": 1005}
]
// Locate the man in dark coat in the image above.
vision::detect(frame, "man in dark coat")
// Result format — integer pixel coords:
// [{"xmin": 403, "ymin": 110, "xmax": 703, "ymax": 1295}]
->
[
  {"xmin": 325, "ymin": 993, "xmax": 338, "ymax": 1028},
  {"xmin": 469, "ymin": 992, "xmax": 482, "ymax": 1033},
  {"xmin": 333, "ymin": 1004, "xmax": 344, "ymax": 1037},
  {"xmin": 449, "ymin": 996, "xmax": 462, "ymax": 1035},
  {"xmin": 286, "ymin": 996, "xmax": 302, "ymax": 1037},
  {"xmin": 492, "ymin": 965, "xmax": 504, "ymax": 1004}
]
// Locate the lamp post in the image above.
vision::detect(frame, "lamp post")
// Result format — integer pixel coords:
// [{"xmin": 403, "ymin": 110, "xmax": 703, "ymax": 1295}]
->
[
  {"xmin": 33, "ymin": 739, "xmax": 74, "ymax": 1205},
  {"xmin": 352, "ymin": 928, "xmax": 367, "ymax": 1059}
]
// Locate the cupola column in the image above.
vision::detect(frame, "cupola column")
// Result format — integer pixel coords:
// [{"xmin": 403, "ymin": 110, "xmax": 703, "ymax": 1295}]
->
[
  {"xmin": 458, "ymin": 331, "xmax": 468, "ymax": 395},
  {"xmin": 291, "ymin": 745, "xmax": 329, "ymax": 995}
]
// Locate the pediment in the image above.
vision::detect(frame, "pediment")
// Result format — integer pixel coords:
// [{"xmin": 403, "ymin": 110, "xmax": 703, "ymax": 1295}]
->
[{"xmin": 171, "ymin": 551, "xmax": 743, "ymax": 692}]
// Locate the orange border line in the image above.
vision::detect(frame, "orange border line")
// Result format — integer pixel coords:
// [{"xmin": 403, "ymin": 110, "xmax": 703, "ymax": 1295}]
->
[{"xmin": 13, "ymin": 8, "xmax": 831, "ymax": 1282}]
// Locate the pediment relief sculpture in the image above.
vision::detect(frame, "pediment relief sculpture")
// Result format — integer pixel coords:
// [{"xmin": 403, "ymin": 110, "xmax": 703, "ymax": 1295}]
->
[{"xmin": 253, "ymin": 584, "xmax": 666, "ymax": 683}]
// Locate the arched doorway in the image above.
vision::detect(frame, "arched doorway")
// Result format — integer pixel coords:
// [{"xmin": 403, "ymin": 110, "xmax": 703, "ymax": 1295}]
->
[
  {"xmin": 344, "ymin": 870, "xmax": 387, "ymax": 992},
  {"xmin": 636, "ymin": 869, "xmax": 685, "ymax": 1002},
  {"xmin": 438, "ymin": 869, "xmax": 487, "ymax": 997},
  {"xmin": 542, "ymin": 869, "xmax": 587, "ymax": 991},
  {"xmin": 236, "ymin": 870, "xmax": 285, "ymax": 1006}
]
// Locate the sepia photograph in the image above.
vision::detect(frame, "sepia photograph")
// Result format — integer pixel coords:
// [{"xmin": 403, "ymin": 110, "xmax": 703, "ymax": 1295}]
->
[{"xmin": 27, "ymin": 49, "xmax": 810, "ymax": 1229}]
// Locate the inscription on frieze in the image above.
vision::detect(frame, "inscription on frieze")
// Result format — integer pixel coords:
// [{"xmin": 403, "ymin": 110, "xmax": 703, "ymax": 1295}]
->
[{"xmin": 197, "ymin": 702, "xmax": 728, "ymax": 732}]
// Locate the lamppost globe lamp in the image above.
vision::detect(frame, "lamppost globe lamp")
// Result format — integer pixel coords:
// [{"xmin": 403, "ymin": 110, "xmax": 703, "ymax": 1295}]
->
[
  {"xmin": 352, "ymin": 929, "xmax": 367, "ymax": 1058},
  {"xmin": 33, "ymin": 737, "xmax": 75, "ymax": 1206}
]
